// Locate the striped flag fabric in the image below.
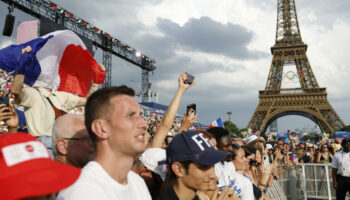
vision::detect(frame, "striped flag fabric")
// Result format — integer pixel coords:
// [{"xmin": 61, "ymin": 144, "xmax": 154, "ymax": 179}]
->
[
  {"xmin": 209, "ymin": 117, "xmax": 224, "ymax": 128},
  {"xmin": 289, "ymin": 153, "xmax": 299, "ymax": 162},
  {"xmin": 0, "ymin": 30, "xmax": 105, "ymax": 97}
]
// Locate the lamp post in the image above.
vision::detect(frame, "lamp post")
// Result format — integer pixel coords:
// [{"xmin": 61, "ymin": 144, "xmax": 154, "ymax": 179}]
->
[{"xmin": 226, "ymin": 111, "xmax": 232, "ymax": 122}]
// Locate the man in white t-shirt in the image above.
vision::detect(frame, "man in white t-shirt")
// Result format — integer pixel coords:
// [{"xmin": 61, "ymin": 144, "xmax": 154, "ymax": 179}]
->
[
  {"xmin": 331, "ymin": 137, "xmax": 350, "ymax": 200},
  {"xmin": 58, "ymin": 86, "xmax": 151, "ymax": 200}
]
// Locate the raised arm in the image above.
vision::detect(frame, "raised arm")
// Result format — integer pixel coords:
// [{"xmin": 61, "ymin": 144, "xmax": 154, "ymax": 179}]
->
[
  {"xmin": 10, "ymin": 74, "xmax": 25, "ymax": 105},
  {"xmin": 149, "ymin": 72, "xmax": 194, "ymax": 148},
  {"xmin": 287, "ymin": 130, "xmax": 292, "ymax": 141},
  {"xmin": 5, "ymin": 102, "xmax": 19, "ymax": 132},
  {"xmin": 10, "ymin": 46, "xmax": 33, "ymax": 105},
  {"xmin": 178, "ymin": 112, "xmax": 197, "ymax": 133}
]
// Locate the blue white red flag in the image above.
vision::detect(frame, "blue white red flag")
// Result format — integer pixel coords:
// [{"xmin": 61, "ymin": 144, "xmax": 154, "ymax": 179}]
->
[
  {"xmin": 209, "ymin": 117, "xmax": 224, "ymax": 128},
  {"xmin": 0, "ymin": 30, "xmax": 105, "ymax": 97},
  {"xmin": 289, "ymin": 153, "xmax": 298, "ymax": 162}
]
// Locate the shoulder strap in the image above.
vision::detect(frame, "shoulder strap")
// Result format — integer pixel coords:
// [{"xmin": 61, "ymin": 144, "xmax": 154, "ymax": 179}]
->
[{"xmin": 35, "ymin": 88, "xmax": 67, "ymax": 119}]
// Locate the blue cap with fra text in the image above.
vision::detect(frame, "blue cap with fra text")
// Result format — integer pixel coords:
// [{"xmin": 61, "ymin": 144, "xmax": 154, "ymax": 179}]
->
[{"xmin": 166, "ymin": 131, "xmax": 230, "ymax": 166}]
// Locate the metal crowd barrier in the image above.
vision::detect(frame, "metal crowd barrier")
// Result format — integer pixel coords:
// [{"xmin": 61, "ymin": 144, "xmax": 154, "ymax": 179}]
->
[{"xmin": 265, "ymin": 163, "xmax": 349, "ymax": 200}]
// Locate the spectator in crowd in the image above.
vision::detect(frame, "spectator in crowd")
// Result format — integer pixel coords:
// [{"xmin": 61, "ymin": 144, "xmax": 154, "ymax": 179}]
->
[
  {"xmin": 230, "ymin": 144, "xmax": 255, "ymax": 200},
  {"xmin": 295, "ymin": 142, "xmax": 306, "ymax": 161},
  {"xmin": 288, "ymin": 130, "xmax": 299, "ymax": 143},
  {"xmin": 232, "ymin": 136, "xmax": 245, "ymax": 147},
  {"xmin": 316, "ymin": 144, "xmax": 333, "ymax": 163},
  {"xmin": 302, "ymin": 143, "xmax": 315, "ymax": 163},
  {"xmin": 208, "ymin": 127, "xmax": 233, "ymax": 154},
  {"xmin": 52, "ymin": 114, "xmax": 95, "ymax": 168},
  {"xmin": 0, "ymin": 133, "xmax": 81, "ymax": 200},
  {"xmin": 331, "ymin": 137, "xmax": 350, "ymax": 200},
  {"xmin": 10, "ymin": 46, "xmax": 105, "ymax": 156},
  {"xmin": 132, "ymin": 72, "xmax": 195, "ymax": 198},
  {"xmin": 137, "ymin": 148, "xmax": 167, "ymax": 199},
  {"xmin": 245, "ymin": 134, "xmax": 258, "ymax": 148},
  {"xmin": 157, "ymin": 131, "xmax": 234, "ymax": 200},
  {"xmin": 58, "ymin": 86, "xmax": 151, "ymax": 199},
  {"xmin": 275, "ymin": 139, "xmax": 285, "ymax": 153},
  {"xmin": 297, "ymin": 142, "xmax": 306, "ymax": 151},
  {"xmin": 0, "ymin": 102, "xmax": 18, "ymax": 133},
  {"xmin": 289, "ymin": 140, "xmax": 297, "ymax": 152},
  {"xmin": 242, "ymin": 146, "xmax": 276, "ymax": 200},
  {"xmin": 266, "ymin": 143, "xmax": 274, "ymax": 163},
  {"xmin": 149, "ymin": 72, "xmax": 195, "ymax": 149},
  {"xmin": 207, "ymin": 127, "xmax": 253, "ymax": 200}
]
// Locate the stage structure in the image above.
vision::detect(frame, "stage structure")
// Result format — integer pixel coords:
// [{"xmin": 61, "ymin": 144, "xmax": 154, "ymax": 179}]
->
[
  {"xmin": 247, "ymin": 0, "xmax": 345, "ymax": 135},
  {"xmin": 1, "ymin": 0, "xmax": 156, "ymax": 102}
]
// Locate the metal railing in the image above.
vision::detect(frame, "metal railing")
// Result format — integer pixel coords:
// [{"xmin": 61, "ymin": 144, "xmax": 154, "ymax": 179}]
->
[{"xmin": 266, "ymin": 163, "xmax": 349, "ymax": 200}]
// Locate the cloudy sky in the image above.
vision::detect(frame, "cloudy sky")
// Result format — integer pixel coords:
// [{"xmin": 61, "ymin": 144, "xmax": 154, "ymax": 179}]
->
[{"xmin": 1, "ymin": 0, "xmax": 350, "ymax": 131}]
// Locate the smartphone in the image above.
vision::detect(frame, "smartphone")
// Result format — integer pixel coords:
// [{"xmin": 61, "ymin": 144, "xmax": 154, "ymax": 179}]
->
[
  {"xmin": 0, "ymin": 96, "xmax": 9, "ymax": 106},
  {"xmin": 184, "ymin": 73, "xmax": 195, "ymax": 85},
  {"xmin": 186, "ymin": 103, "xmax": 196, "ymax": 117},
  {"xmin": 263, "ymin": 155, "xmax": 270, "ymax": 169}
]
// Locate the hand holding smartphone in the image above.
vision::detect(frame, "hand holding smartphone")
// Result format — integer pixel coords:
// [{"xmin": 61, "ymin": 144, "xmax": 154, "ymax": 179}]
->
[
  {"xmin": 0, "ymin": 96, "xmax": 9, "ymax": 106},
  {"xmin": 184, "ymin": 73, "xmax": 195, "ymax": 85},
  {"xmin": 186, "ymin": 103, "xmax": 196, "ymax": 117}
]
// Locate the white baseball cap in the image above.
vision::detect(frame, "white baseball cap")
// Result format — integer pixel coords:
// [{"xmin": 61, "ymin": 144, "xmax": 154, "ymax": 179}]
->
[
  {"xmin": 246, "ymin": 135, "xmax": 258, "ymax": 144},
  {"xmin": 266, "ymin": 143, "xmax": 273, "ymax": 150},
  {"xmin": 139, "ymin": 148, "xmax": 168, "ymax": 181}
]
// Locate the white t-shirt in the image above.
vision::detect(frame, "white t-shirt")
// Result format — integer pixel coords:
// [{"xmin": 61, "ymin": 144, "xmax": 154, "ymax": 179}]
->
[
  {"xmin": 214, "ymin": 161, "xmax": 254, "ymax": 200},
  {"xmin": 331, "ymin": 150, "xmax": 350, "ymax": 177},
  {"xmin": 58, "ymin": 161, "xmax": 152, "ymax": 200}
]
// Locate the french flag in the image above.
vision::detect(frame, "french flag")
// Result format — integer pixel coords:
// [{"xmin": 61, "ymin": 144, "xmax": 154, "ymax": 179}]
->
[
  {"xmin": 289, "ymin": 153, "xmax": 298, "ymax": 162},
  {"xmin": 209, "ymin": 117, "xmax": 224, "ymax": 128},
  {"xmin": 0, "ymin": 30, "xmax": 105, "ymax": 97}
]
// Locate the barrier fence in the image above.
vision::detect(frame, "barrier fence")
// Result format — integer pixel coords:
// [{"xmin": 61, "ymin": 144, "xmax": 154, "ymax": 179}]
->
[{"xmin": 266, "ymin": 163, "xmax": 349, "ymax": 200}]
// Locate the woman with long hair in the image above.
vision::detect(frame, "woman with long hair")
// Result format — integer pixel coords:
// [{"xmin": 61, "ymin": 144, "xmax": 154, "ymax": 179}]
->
[{"xmin": 316, "ymin": 144, "xmax": 333, "ymax": 163}]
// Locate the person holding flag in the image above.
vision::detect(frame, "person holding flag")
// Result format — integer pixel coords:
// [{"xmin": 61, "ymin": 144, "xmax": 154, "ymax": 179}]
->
[{"xmin": 0, "ymin": 30, "xmax": 106, "ymax": 157}]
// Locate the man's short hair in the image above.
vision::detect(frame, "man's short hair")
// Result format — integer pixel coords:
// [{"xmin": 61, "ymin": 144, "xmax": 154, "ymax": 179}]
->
[
  {"xmin": 165, "ymin": 135, "xmax": 174, "ymax": 145},
  {"xmin": 52, "ymin": 114, "xmax": 84, "ymax": 156},
  {"xmin": 207, "ymin": 127, "xmax": 230, "ymax": 142},
  {"xmin": 161, "ymin": 161, "xmax": 191, "ymax": 193},
  {"xmin": 84, "ymin": 86, "xmax": 135, "ymax": 143}
]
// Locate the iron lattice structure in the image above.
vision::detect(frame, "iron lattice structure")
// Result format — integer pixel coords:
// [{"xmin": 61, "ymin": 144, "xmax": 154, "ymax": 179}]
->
[
  {"xmin": 247, "ymin": 0, "xmax": 345, "ymax": 135},
  {"xmin": 1, "ymin": 0, "xmax": 156, "ymax": 97}
]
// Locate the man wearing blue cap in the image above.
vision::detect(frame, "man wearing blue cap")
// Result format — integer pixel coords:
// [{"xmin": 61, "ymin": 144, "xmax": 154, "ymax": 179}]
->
[
  {"xmin": 331, "ymin": 137, "xmax": 350, "ymax": 200},
  {"xmin": 157, "ymin": 131, "xmax": 234, "ymax": 200}
]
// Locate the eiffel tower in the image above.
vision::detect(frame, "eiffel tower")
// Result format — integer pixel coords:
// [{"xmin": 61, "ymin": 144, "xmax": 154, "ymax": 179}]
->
[{"xmin": 247, "ymin": 0, "xmax": 345, "ymax": 135}]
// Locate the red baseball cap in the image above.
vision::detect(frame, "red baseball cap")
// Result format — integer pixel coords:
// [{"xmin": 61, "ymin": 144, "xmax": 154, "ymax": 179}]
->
[{"xmin": 0, "ymin": 133, "xmax": 81, "ymax": 200}]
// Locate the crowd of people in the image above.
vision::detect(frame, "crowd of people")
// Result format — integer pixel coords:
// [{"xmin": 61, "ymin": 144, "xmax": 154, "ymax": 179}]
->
[{"xmin": 0, "ymin": 47, "xmax": 349, "ymax": 200}]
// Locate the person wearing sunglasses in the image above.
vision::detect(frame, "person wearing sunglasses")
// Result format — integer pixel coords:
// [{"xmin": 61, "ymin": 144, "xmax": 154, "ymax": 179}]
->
[
  {"xmin": 52, "ymin": 114, "xmax": 95, "ymax": 168},
  {"xmin": 316, "ymin": 144, "xmax": 333, "ymax": 164}
]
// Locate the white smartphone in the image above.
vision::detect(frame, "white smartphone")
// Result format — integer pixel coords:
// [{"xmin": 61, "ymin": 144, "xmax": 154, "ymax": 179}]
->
[{"xmin": 263, "ymin": 155, "xmax": 270, "ymax": 169}]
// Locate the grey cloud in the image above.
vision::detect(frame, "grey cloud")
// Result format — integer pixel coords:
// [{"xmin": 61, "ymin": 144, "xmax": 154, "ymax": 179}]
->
[{"xmin": 156, "ymin": 17, "xmax": 266, "ymax": 59}]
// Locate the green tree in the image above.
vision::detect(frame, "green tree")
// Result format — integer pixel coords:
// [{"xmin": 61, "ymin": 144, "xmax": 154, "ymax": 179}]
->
[{"xmin": 223, "ymin": 121, "xmax": 243, "ymax": 138}]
